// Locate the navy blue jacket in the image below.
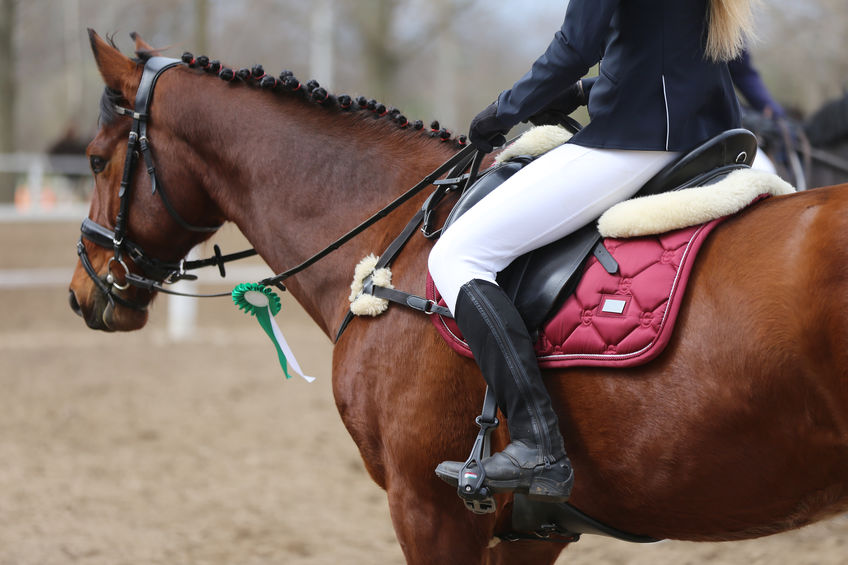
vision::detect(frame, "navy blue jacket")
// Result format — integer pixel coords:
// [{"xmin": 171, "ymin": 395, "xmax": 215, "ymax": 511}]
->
[{"xmin": 496, "ymin": 0, "xmax": 741, "ymax": 152}]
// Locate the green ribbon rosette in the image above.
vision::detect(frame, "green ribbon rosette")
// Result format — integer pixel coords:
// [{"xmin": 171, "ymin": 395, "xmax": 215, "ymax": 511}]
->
[{"xmin": 232, "ymin": 283, "xmax": 315, "ymax": 382}]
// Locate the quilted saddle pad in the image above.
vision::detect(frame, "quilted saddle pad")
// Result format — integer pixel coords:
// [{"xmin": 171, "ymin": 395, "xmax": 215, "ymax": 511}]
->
[{"xmin": 427, "ymin": 219, "xmax": 724, "ymax": 369}]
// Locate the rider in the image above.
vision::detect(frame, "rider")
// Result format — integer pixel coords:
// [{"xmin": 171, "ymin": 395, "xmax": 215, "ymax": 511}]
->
[{"xmin": 429, "ymin": 0, "xmax": 755, "ymax": 502}]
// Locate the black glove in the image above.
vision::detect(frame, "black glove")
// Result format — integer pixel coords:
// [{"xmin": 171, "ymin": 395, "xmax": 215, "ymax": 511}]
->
[
  {"xmin": 468, "ymin": 101, "xmax": 510, "ymax": 153},
  {"xmin": 528, "ymin": 80, "xmax": 587, "ymax": 127}
]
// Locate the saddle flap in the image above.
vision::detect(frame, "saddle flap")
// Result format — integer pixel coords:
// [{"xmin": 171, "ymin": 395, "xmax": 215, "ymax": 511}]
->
[{"xmin": 498, "ymin": 222, "xmax": 601, "ymax": 332}]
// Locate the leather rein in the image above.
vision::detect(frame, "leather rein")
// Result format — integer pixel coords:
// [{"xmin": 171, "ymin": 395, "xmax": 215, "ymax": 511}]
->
[{"xmin": 78, "ymin": 56, "xmax": 478, "ymax": 311}]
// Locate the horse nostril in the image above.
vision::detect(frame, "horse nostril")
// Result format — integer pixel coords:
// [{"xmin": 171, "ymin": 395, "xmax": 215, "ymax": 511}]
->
[{"xmin": 68, "ymin": 290, "xmax": 83, "ymax": 317}]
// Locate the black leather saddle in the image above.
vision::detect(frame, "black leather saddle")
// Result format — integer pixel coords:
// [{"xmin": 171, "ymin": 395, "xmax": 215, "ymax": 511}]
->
[{"xmin": 442, "ymin": 128, "xmax": 758, "ymax": 332}]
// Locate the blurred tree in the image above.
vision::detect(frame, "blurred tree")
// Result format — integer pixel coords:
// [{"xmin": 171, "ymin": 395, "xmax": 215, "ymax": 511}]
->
[
  {"xmin": 194, "ymin": 0, "xmax": 209, "ymax": 54},
  {"xmin": 342, "ymin": 0, "xmax": 399, "ymax": 102},
  {"xmin": 337, "ymin": 0, "xmax": 472, "ymax": 106},
  {"xmin": 0, "ymin": 0, "xmax": 15, "ymax": 201},
  {"xmin": 309, "ymin": 0, "xmax": 334, "ymax": 86},
  {"xmin": 434, "ymin": 0, "xmax": 458, "ymax": 126},
  {"xmin": 753, "ymin": 0, "xmax": 848, "ymax": 114}
]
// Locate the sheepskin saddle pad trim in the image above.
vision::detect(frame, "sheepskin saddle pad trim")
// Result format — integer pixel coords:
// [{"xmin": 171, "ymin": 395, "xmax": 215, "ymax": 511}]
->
[
  {"xmin": 494, "ymin": 124, "xmax": 573, "ymax": 163},
  {"xmin": 495, "ymin": 125, "xmax": 794, "ymax": 238},
  {"xmin": 427, "ymin": 218, "xmax": 725, "ymax": 368},
  {"xmin": 598, "ymin": 168, "xmax": 794, "ymax": 237}
]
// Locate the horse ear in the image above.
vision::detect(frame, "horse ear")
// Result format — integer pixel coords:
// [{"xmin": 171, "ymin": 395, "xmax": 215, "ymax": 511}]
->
[
  {"xmin": 87, "ymin": 29, "xmax": 140, "ymax": 100},
  {"xmin": 130, "ymin": 31, "xmax": 157, "ymax": 58}
]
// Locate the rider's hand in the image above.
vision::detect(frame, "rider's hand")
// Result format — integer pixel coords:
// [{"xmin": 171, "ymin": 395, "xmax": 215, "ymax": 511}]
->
[{"xmin": 469, "ymin": 101, "xmax": 509, "ymax": 153}]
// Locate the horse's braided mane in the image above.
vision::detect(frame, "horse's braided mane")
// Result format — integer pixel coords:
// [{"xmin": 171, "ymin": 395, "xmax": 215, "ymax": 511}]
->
[
  {"xmin": 111, "ymin": 49, "xmax": 466, "ymax": 148},
  {"xmin": 804, "ymin": 91, "xmax": 848, "ymax": 147}
]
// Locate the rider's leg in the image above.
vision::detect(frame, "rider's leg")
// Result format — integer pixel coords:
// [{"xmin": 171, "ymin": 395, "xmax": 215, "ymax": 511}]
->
[
  {"xmin": 429, "ymin": 144, "xmax": 678, "ymax": 313},
  {"xmin": 449, "ymin": 277, "xmax": 573, "ymax": 500},
  {"xmin": 428, "ymin": 144, "xmax": 677, "ymax": 501}
]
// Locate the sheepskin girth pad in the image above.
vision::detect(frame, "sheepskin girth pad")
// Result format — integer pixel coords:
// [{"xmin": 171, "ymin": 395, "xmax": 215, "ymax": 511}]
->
[{"xmin": 349, "ymin": 254, "xmax": 394, "ymax": 316}]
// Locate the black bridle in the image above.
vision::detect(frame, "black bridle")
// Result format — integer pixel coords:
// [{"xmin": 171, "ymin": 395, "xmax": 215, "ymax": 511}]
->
[
  {"xmin": 77, "ymin": 56, "xmax": 257, "ymax": 311},
  {"xmin": 78, "ymin": 55, "xmax": 481, "ymax": 314}
]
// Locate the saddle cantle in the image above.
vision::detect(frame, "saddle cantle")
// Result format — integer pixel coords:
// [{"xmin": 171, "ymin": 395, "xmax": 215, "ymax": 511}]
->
[{"xmin": 441, "ymin": 128, "xmax": 758, "ymax": 333}]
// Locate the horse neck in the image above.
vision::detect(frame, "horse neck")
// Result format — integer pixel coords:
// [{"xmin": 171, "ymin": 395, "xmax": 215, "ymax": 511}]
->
[{"xmin": 167, "ymin": 72, "xmax": 456, "ymax": 336}]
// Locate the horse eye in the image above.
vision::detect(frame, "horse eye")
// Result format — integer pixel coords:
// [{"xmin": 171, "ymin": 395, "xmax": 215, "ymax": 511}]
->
[{"xmin": 89, "ymin": 155, "xmax": 107, "ymax": 174}]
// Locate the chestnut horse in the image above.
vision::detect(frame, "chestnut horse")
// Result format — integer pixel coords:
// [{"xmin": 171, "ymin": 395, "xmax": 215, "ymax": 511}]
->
[{"xmin": 70, "ymin": 31, "xmax": 848, "ymax": 564}]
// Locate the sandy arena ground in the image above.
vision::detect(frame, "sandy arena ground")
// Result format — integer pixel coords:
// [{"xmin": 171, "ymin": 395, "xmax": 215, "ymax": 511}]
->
[{"xmin": 1, "ymin": 219, "xmax": 846, "ymax": 564}]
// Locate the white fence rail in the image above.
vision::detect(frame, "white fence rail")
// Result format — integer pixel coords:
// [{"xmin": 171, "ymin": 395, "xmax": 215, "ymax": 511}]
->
[{"xmin": 0, "ymin": 152, "xmax": 90, "ymax": 220}]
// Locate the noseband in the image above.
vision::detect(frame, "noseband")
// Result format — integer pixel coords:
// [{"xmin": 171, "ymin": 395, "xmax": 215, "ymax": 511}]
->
[{"xmin": 77, "ymin": 56, "xmax": 239, "ymax": 311}]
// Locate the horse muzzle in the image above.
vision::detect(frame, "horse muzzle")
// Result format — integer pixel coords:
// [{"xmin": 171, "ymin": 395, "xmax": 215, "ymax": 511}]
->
[
  {"xmin": 68, "ymin": 283, "xmax": 150, "ymax": 332},
  {"xmin": 70, "ymin": 247, "xmax": 151, "ymax": 332}
]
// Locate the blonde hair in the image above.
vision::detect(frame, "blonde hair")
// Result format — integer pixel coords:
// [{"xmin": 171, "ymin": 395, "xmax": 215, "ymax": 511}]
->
[{"xmin": 705, "ymin": 0, "xmax": 757, "ymax": 62}]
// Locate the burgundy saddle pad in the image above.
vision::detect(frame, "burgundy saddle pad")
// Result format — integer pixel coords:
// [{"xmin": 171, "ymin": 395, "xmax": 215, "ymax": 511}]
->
[{"xmin": 427, "ymin": 219, "xmax": 724, "ymax": 369}]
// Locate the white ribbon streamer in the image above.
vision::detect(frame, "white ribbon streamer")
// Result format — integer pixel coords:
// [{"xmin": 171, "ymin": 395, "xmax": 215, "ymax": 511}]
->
[{"xmin": 265, "ymin": 306, "xmax": 316, "ymax": 383}]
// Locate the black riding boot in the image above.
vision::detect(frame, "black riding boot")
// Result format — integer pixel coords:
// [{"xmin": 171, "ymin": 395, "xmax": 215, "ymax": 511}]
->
[{"xmin": 436, "ymin": 279, "xmax": 573, "ymax": 502}]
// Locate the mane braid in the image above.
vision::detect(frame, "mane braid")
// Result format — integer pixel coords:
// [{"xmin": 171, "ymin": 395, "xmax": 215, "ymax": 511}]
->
[{"xmin": 179, "ymin": 50, "xmax": 468, "ymax": 148}]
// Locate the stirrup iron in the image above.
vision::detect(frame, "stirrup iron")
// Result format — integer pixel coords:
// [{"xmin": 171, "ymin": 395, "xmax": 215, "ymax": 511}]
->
[{"xmin": 456, "ymin": 386, "xmax": 499, "ymax": 514}]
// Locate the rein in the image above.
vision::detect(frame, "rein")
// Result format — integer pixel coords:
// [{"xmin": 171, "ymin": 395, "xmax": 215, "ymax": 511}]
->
[
  {"xmin": 259, "ymin": 144, "xmax": 478, "ymax": 290},
  {"xmin": 79, "ymin": 55, "xmax": 478, "ymax": 309}
]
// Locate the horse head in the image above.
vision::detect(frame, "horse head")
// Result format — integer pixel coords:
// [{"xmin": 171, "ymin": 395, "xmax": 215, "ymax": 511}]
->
[{"xmin": 69, "ymin": 31, "xmax": 223, "ymax": 331}]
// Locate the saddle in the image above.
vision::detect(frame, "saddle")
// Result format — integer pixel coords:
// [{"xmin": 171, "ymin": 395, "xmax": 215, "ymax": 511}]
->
[{"xmin": 444, "ymin": 128, "xmax": 758, "ymax": 333}]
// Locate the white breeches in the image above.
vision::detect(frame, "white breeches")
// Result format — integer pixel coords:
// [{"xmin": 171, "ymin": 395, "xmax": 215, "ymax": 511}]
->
[
  {"xmin": 751, "ymin": 147, "xmax": 778, "ymax": 174},
  {"xmin": 428, "ymin": 143, "xmax": 679, "ymax": 313}
]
